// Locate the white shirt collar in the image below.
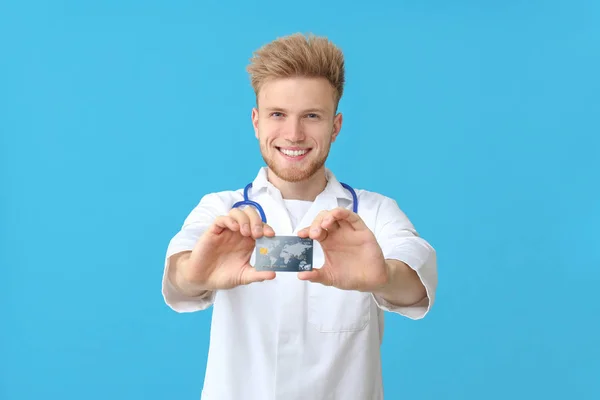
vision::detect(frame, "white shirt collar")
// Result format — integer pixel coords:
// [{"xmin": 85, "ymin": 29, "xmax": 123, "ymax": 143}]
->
[{"xmin": 249, "ymin": 166, "xmax": 354, "ymax": 201}]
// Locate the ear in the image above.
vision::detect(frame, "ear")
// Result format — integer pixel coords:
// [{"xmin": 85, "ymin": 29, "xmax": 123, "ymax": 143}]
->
[
  {"xmin": 251, "ymin": 107, "xmax": 259, "ymax": 139},
  {"xmin": 331, "ymin": 112, "xmax": 343, "ymax": 143}
]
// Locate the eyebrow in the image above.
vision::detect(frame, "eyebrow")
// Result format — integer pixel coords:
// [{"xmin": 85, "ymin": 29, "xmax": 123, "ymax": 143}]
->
[{"xmin": 264, "ymin": 107, "xmax": 329, "ymax": 114}]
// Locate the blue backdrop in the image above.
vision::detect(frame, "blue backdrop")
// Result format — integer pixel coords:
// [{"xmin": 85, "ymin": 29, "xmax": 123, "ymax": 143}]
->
[{"xmin": 1, "ymin": 1, "xmax": 598, "ymax": 399}]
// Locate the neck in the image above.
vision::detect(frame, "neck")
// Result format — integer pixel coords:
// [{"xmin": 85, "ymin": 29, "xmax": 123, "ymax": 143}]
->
[{"xmin": 267, "ymin": 167, "xmax": 328, "ymax": 201}]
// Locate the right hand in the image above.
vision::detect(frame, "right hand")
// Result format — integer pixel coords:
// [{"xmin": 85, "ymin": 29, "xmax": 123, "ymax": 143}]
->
[{"xmin": 175, "ymin": 206, "xmax": 276, "ymax": 292}]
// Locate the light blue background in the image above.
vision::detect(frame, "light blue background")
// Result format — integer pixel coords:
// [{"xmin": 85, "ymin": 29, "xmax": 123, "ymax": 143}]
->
[{"xmin": 1, "ymin": 1, "xmax": 598, "ymax": 399}]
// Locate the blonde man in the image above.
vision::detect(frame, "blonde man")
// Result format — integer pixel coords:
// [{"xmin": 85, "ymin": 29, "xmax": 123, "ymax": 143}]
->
[{"xmin": 163, "ymin": 33, "xmax": 438, "ymax": 400}]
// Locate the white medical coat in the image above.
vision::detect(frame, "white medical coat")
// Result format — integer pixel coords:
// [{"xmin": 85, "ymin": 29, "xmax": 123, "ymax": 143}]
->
[{"xmin": 162, "ymin": 167, "xmax": 437, "ymax": 400}]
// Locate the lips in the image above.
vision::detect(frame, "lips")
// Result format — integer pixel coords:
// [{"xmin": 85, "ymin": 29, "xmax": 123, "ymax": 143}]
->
[{"xmin": 279, "ymin": 148, "xmax": 309, "ymax": 157}]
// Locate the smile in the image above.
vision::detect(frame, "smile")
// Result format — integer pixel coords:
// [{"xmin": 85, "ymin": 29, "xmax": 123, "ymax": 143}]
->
[{"xmin": 278, "ymin": 148, "xmax": 310, "ymax": 157}]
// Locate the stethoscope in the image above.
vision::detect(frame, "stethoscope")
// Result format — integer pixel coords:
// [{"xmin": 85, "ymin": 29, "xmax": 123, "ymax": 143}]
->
[{"xmin": 232, "ymin": 182, "xmax": 359, "ymax": 223}]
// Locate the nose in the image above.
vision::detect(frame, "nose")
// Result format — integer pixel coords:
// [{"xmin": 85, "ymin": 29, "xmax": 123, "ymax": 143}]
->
[{"xmin": 282, "ymin": 117, "xmax": 305, "ymax": 141}]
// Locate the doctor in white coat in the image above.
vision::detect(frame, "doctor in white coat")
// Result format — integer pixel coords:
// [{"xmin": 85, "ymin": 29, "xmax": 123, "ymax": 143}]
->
[{"xmin": 162, "ymin": 33, "xmax": 438, "ymax": 400}]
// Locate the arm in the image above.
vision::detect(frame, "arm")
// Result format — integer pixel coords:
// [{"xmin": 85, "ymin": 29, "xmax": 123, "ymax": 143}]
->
[
  {"xmin": 371, "ymin": 196, "xmax": 438, "ymax": 319},
  {"xmin": 373, "ymin": 259, "xmax": 428, "ymax": 307}
]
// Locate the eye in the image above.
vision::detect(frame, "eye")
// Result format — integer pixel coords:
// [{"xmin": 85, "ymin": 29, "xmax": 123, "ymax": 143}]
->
[
  {"xmin": 270, "ymin": 112, "xmax": 284, "ymax": 118},
  {"xmin": 306, "ymin": 113, "xmax": 319, "ymax": 119}
]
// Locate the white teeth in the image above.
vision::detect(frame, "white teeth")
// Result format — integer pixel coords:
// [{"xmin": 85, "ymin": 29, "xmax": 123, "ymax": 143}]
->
[{"xmin": 280, "ymin": 148, "xmax": 308, "ymax": 157}]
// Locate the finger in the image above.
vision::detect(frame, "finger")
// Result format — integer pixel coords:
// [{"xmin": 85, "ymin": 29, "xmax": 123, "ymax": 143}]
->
[
  {"xmin": 297, "ymin": 223, "xmax": 319, "ymax": 239},
  {"xmin": 242, "ymin": 206, "xmax": 265, "ymax": 238},
  {"xmin": 228, "ymin": 208, "xmax": 252, "ymax": 236},
  {"xmin": 262, "ymin": 223, "xmax": 276, "ymax": 237},
  {"xmin": 330, "ymin": 207, "xmax": 368, "ymax": 231},
  {"xmin": 297, "ymin": 267, "xmax": 332, "ymax": 286},
  {"xmin": 307, "ymin": 210, "xmax": 331, "ymax": 241},
  {"xmin": 310, "ymin": 225, "xmax": 328, "ymax": 242},
  {"xmin": 210, "ymin": 215, "xmax": 240, "ymax": 234},
  {"xmin": 320, "ymin": 214, "xmax": 342, "ymax": 233},
  {"xmin": 297, "ymin": 226, "xmax": 311, "ymax": 238},
  {"xmin": 240, "ymin": 268, "xmax": 276, "ymax": 285}
]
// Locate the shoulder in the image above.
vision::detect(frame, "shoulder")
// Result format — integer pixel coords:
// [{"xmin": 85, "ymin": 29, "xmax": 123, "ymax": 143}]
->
[
  {"xmin": 352, "ymin": 189, "xmax": 416, "ymax": 236},
  {"xmin": 353, "ymin": 188, "xmax": 412, "ymax": 224},
  {"xmin": 354, "ymin": 188, "xmax": 401, "ymax": 210}
]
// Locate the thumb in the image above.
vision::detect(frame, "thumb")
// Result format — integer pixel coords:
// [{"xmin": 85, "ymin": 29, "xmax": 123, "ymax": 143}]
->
[
  {"xmin": 297, "ymin": 267, "xmax": 332, "ymax": 286},
  {"xmin": 239, "ymin": 268, "xmax": 276, "ymax": 286}
]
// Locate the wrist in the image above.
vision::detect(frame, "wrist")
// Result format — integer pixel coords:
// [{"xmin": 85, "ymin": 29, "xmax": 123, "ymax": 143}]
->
[
  {"xmin": 169, "ymin": 252, "xmax": 211, "ymax": 297},
  {"xmin": 372, "ymin": 260, "xmax": 394, "ymax": 294},
  {"xmin": 373, "ymin": 259, "xmax": 427, "ymax": 307}
]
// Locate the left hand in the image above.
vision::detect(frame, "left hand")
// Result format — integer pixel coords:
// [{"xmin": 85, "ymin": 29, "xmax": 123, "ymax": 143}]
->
[{"xmin": 297, "ymin": 207, "xmax": 389, "ymax": 291}]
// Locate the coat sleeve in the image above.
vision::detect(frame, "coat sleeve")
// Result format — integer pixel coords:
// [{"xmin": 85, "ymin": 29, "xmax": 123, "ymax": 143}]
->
[
  {"xmin": 161, "ymin": 192, "xmax": 228, "ymax": 313},
  {"xmin": 371, "ymin": 196, "xmax": 438, "ymax": 320}
]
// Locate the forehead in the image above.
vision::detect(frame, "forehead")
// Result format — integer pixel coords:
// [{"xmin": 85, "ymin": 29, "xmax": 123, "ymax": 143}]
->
[{"xmin": 258, "ymin": 77, "xmax": 335, "ymax": 113}]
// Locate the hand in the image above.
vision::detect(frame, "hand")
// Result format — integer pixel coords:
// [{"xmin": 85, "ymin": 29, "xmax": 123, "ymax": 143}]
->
[
  {"xmin": 297, "ymin": 207, "xmax": 389, "ymax": 291},
  {"xmin": 178, "ymin": 206, "xmax": 277, "ymax": 291}
]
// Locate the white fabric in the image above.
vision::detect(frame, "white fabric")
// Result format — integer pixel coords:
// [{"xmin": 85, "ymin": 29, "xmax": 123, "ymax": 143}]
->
[
  {"xmin": 162, "ymin": 167, "xmax": 437, "ymax": 400},
  {"xmin": 283, "ymin": 199, "xmax": 312, "ymax": 231}
]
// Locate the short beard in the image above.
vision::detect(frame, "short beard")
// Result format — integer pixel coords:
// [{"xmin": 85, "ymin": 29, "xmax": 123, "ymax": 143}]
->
[{"xmin": 260, "ymin": 142, "xmax": 329, "ymax": 183}]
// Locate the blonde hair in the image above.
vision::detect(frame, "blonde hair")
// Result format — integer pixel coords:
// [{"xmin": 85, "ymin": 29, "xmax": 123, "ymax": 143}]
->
[{"xmin": 246, "ymin": 33, "xmax": 345, "ymax": 109}]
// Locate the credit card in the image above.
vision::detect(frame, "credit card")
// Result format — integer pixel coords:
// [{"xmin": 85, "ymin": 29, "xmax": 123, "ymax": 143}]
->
[{"xmin": 254, "ymin": 236, "xmax": 314, "ymax": 272}]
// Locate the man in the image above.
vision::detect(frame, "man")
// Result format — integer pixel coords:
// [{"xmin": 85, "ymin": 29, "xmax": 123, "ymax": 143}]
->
[{"xmin": 162, "ymin": 33, "xmax": 437, "ymax": 400}]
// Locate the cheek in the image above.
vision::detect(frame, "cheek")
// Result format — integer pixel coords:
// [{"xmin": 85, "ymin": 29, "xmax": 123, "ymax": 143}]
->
[
  {"xmin": 259, "ymin": 125, "xmax": 281, "ymax": 142},
  {"xmin": 308, "ymin": 126, "xmax": 333, "ymax": 145},
  {"xmin": 258, "ymin": 130, "xmax": 276, "ymax": 148}
]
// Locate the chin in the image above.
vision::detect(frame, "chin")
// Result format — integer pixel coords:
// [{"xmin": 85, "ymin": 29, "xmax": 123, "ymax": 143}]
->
[
  {"xmin": 275, "ymin": 169, "xmax": 314, "ymax": 183},
  {"xmin": 265, "ymin": 159, "xmax": 326, "ymax": 183}
]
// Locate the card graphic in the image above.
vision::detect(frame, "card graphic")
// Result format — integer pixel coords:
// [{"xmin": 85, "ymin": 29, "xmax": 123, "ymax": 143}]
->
[{"xmin": 254, "ymin": 236, "xmax": 314, "ymax": 272}]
